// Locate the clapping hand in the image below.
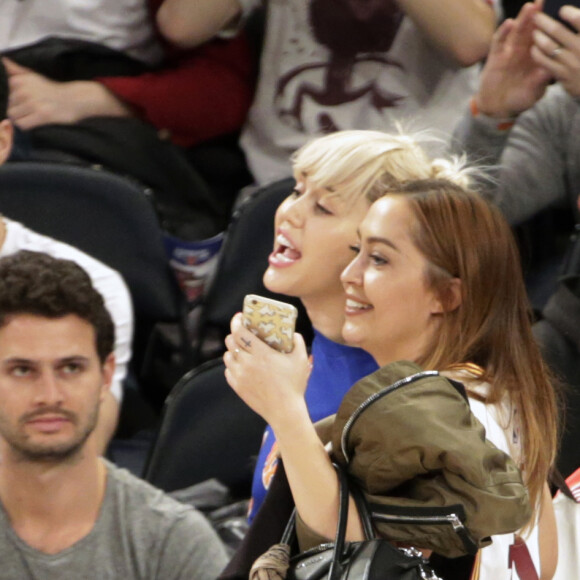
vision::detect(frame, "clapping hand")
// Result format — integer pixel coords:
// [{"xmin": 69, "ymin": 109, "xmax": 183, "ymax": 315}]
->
[{"xmin": 475, "ymin": 2, "xmax": 552, "ymax": 118}]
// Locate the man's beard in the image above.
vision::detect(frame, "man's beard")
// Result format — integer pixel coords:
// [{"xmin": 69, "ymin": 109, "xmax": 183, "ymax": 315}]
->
[{"xmin": 3, "ymin": 406, "xmax": 98, "ymax": 464}]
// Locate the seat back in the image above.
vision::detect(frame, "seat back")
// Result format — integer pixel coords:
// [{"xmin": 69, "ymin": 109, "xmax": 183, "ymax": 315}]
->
[
  {"xmin": 143, "ymin": 358, "xmax": 266, "ymax": 497},
  {"xmin": 0, "ymin": 162, "xmax": 187, "ymax": 390}
]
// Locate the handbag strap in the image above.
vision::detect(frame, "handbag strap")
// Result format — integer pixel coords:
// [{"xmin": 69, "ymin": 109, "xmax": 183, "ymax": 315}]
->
[
  {"xmin": 279, "ymin": 462, "xmax": 352, "ymax": 580},
  {"xmin": 328, "ymin": 462, "xmax": 351, "ymax": 580},
  {"xmin": 349, "ymin": 473, "xmax": 375, "ymax": 540},
  {"xmin": 280, "ymin": 509, "xmax": 298, "ymax": 546}
]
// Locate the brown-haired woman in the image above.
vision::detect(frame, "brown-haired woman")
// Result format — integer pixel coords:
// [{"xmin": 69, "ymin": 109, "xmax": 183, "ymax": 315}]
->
[{"xmin": 340, "ymin": 179, "xmax": 559, "ymax": 579}]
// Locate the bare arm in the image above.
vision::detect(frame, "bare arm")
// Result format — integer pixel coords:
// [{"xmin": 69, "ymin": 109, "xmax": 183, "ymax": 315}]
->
[
  {"xmin": 224, "ymin": 314, "xmax": 364, "ymax": 542},
  {"xmin": 397, "ymin": 0, "xmax": 497, "ymax": 65},
  {"xmin": 156, "ymin": 0, "xmax": 243, "ymax": 48},
  {"xmin": 269, "ymin": 393, "xmax": 364, "ymax": 542}
]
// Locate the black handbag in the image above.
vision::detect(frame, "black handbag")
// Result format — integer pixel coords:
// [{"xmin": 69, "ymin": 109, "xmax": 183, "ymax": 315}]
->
[{"xmin": 282, "ymin": 463, "xmax": 441, "ymax": 580}]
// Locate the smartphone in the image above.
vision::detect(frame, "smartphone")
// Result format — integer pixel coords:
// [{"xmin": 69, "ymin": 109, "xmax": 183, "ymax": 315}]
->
[
  {"xmin": 543, "ymin": 0, "xmax": 580, "ymax": 29},
  {"xmin": 242, "ymin": 294, "xmax": 298, "ymax": 353}
]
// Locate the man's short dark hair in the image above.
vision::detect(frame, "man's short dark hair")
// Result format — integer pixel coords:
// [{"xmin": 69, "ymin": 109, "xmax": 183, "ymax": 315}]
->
[
  {"xmin": 0, "ymin": 59, "xmax": 7, "ymax": 121},
  {"xmin": 0, "ymin": 251, "xmax": 115, "ymax": 362}
]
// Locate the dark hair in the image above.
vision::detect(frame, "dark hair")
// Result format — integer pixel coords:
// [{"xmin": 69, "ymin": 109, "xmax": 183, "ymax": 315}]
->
[
  {"xmin": 0, "ymin": 251, "xmax": 115, "ymax": 362},
  {"xmin": 0, "ymin": 59, "xmax": 7, "ymax": 121}
]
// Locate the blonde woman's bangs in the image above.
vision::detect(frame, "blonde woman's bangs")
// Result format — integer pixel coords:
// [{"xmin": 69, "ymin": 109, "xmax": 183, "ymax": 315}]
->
[
  {"xmin": 291, "ymin": 129, "xmax": 471, "ymax": 208},
  {"xmin": 292, "ymin": 132, "xmax": 419, "ymax": 204}
]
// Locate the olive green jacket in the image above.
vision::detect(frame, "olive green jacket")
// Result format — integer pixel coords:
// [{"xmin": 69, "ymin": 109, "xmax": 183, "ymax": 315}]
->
[{"xmin": 297, "ymin": 361, "xmax": 532, "ymax": 558}]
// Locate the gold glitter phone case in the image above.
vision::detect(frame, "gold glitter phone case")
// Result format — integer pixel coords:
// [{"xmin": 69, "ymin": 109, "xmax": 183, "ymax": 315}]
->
[{"xmin": 242, "ymin": 294, "xmax": 298, "ymax": 353}]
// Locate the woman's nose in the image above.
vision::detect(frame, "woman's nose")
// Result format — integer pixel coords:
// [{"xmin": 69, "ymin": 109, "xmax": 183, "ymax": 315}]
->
[
  {"xmin": 278, "ymin": 195, "xmax": 305, "ymax": 228},
  {"xmin": 341, "ymin": 253, "xmax": 363, "ymax": 286}
]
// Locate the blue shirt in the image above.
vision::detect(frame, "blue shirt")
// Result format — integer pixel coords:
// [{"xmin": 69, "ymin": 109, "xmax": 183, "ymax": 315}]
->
[{"xmin": 248, "ymin": 329, "xmax": 378, "ymax": 520}]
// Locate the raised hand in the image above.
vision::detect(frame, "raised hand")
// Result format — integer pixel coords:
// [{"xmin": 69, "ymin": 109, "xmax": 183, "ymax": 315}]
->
[
  {"xmin": 476, "ymin": 2, "xmax": 552, "ymax": 118},
  {"xmin": 223, "ymin": 313, "xmax": 312, "ymax": 428}
]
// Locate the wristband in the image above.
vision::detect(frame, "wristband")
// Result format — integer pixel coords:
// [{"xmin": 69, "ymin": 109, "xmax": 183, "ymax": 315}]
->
[{"xmin": 470, "ymin": 97, "xmax": 516, "ymax": 131}]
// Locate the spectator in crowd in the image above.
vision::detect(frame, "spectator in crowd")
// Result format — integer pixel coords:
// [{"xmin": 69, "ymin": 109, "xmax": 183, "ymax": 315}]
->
[
  {"xmin": 0, "ymin": 61, "xmax": 133, "ymax": 452},
  {"xmin": 1, "ymin": 0, "xmax": 255, "ymax": 238},
  {"xmin": 224, "ymin": 180, "xmax": 558, "ymax": 578},
  {"xmin": 452, "ymin": 1, "xmax": 579, "ymax": 226},
  {"xmin": 0, "ymin": 250, "xmax": 228, "ymax": 579},
  {"xmin": 452, "ymin": 0, "xmax": 580, "ymax": 310},
  {"xmin": 1, "ymin": 0, "xmax": 253, "ymax": 151},
  {"xmin": 157, "ymin": 0, "xmax": 499, "ymax": 185}
]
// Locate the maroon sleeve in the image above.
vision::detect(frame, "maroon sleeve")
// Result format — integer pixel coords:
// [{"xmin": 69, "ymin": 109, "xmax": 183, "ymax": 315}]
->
[{"xmin": 97, "ymin": 0, "xmax": 255, "ymax": 147}]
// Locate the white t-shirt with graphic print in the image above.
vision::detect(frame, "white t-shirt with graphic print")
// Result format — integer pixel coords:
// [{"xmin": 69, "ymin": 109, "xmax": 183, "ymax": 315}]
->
[{"xmin": 236, "ymin": 0, "xmax": 501, "ymax": 185}]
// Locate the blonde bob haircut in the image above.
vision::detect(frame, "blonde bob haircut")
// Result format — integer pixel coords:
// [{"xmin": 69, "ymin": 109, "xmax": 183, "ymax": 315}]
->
[
  {"xmin": 291, "ymin": 130, "xmax": 470, "ymax": 207},
  {"xmin": 388, "ymin": 178, "xmax": 559, "ymax": 523}
]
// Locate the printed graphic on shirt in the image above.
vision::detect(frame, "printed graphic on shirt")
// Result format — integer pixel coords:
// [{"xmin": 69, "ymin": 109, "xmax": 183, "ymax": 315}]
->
[{"xmin": 274, "ymin": 0, "xmax": 404, "ymax": 133}]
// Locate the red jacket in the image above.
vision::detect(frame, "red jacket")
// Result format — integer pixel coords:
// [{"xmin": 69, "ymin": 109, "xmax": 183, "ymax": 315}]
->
[{"xmin": 98, "ymin": 0, "xmax": 255, "ymax": 147}]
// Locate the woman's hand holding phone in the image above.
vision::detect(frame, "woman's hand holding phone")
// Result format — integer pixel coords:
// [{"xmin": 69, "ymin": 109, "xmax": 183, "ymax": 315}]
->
[
  {"xmin": 224, "ymin": 304, "xmax": 349, "ymax": 545},
  {"xmin": 223, "ymin": 311, "xmax": 311, "ymax": 429}
]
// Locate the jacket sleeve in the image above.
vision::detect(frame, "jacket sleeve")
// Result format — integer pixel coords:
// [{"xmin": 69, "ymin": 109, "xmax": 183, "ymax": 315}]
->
[
  {"xmin": 330, "ymin": 361, "xmax": 532, "ymax": 558},
  {"xmin": 96, "ymin": 0, "xmax": 254, "ymax": 147},
  {"xmin": 451, "ymin": 84, "xmax": 573, "ymax": 226}
]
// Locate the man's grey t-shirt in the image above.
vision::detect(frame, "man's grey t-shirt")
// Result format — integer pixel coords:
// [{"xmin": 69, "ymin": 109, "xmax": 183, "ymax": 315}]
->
[{"xmin": 0, "ymin": 461, "xmax": 228, "ymax": 579}]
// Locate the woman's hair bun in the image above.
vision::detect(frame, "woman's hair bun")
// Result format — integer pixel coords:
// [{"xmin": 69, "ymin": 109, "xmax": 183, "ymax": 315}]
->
[{"xmin": 430, "ymin": 155, "xmax": 472, "ymax": 188}]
